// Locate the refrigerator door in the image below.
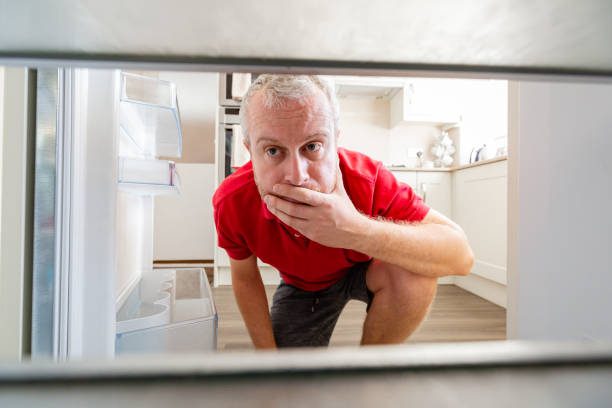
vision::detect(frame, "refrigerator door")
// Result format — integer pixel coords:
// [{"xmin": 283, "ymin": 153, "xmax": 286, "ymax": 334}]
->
[{"xmin": 31, "ymin": 68, "xmax": 119, "ymax": 361}]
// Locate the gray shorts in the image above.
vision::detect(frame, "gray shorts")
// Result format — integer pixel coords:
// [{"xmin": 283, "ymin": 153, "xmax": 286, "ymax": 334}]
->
[{"xmin": 270, "ymin": 261, "xmax": 373, "ymax": 348}]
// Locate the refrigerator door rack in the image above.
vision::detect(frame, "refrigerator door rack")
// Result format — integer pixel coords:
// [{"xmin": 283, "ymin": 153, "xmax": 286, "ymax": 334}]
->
[
  {"xmin": 119, "ymin": 72, "xmax": 182, "ymax": 159},
  {"xmin": 117, "ymin": 157, "xmax": 181, "ymax": 195},
  {"xmin": 118, "ymin": 72, "xmax": 183, "ymax": 195},
  {"xmin": 116, "ymin": 268, "xmax": 218, "ymax": 354}
]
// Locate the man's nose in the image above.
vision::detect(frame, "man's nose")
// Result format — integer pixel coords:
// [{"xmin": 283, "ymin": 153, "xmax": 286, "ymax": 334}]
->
[{"xmin": 283, "ymin": 153, "xmax": 309, "ymax": 186}]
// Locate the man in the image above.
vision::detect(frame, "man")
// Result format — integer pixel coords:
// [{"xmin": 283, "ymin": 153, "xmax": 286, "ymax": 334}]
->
[{"xmin": 213, "ymin": 75, "xmax": 474, "ymax": 349}]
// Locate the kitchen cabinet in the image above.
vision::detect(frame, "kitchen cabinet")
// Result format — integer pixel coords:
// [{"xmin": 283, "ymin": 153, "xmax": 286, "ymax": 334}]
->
[
  {"xmin": 392, "ymin": 170, "xmax": 417, "ymax": 189},
  {"xmin": 416, "ymin": 171, "xmax": 452, "ymax": 218},
  {"xmin": 326, "ymin": 75, "xmax": 404, "ymax": 100},
  {"xmin": 327, "ymin": 76, "xmax": 463, "ymax": 129},
  {"xmin": 214, "ymin": 246, "xmax": 281, "ymax": 286},
  {"xmin": 392, "ymin": 163, "xmax": 506, "ymax": 298},
  {"xmin": 452, "ymin": 160, "xmax": 507, "ymax": 285},
  {"xmin": 392, "ymin": 170, "xmax": 452, "ymax": 218},
  {"xmin": 392, "ymin": 169, "xmax": 453, "ymax": 285},
  {"xmin": 390, "ymin": 79, "xmax": 461, "ymax": 127}
]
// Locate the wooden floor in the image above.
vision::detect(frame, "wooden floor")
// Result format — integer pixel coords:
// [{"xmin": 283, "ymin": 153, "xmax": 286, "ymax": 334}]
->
[{"xmin": 211, "ymin": 284, "xmax": 506, "ymax": 351}]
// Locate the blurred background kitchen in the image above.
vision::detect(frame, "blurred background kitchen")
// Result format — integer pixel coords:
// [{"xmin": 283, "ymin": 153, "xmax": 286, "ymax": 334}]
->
[{"xmin": 148, "ymin": 71, "xmax": 509, "ymax": 351}]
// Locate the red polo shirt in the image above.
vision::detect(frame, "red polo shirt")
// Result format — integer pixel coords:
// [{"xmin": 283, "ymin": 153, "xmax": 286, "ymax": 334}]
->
[{"xmin": 212, "ymin": 148, "xmax": 430, "ymax": 291}]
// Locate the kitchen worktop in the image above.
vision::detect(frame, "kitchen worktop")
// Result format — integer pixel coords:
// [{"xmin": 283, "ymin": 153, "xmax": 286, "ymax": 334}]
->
[{"xmin": 387, "ymin": 155, "xmax": 507, "ymax": 172}]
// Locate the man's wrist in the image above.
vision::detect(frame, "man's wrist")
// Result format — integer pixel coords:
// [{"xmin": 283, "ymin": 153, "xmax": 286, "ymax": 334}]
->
[{"xmin": 347, "ymin": 213, "xmax": 377, "ymax": 253}]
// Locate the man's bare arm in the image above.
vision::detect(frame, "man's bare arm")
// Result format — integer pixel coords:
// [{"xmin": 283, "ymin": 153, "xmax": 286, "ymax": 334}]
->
[
  {"xmin": 263, "ymin": 166, "xmax": 474, "ymax": 279},
  {"xmin": 229, "ymin": 254, "xmax": 277, "ymax": 349},
  {"xmin": 351, "ymin": 208, "xmax": 474, "ymax": 278}
]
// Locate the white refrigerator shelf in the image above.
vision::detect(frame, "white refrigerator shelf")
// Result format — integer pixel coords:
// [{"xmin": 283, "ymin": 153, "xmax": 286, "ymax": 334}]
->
[{"xmin": 119, "ymin": 72, "xmax": 182, "ymax": 158}]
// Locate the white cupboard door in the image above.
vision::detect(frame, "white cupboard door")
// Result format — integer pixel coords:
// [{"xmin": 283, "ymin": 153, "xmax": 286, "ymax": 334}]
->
[
  {"xmin": 390, "ymin": 79, "xmax": 462, "ymax": 127},
  {"xmin": 416, "ymin": 172, "xmax": 452, "ymax": 219},
  {"xmin": 392, "ymin": 171, "xmax": 418, "ymax": 191},
  {"xmin": 452, "ymin": 161, "xmax": 507, "ymax": 285}
]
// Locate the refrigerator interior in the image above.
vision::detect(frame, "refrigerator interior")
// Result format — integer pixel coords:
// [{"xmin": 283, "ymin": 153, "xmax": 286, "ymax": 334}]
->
[{"xmin": 30, "ymin": 69, "xmax": 217, "ymax": 361}]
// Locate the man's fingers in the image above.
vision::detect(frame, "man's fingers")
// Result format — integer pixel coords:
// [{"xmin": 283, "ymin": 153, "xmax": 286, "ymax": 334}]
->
[
  {"xmin": 265, "ymin": 201, "xmax": 307, "ymax": 231},
  {"xmin": 265, "ymin": 195, "xmax": 312, "ymax": 220},
  {"xmin": 272, "ymin": 184, "xmax": 325, "ymax": 206}
]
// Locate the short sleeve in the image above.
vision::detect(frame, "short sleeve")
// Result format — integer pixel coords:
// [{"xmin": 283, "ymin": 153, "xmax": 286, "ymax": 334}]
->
[
  {"xmin": 372, "ymin": 166, "xmax": 430, "ymax": 222},
  {"xmin": 213, "ymin": 198, "xmax": 253, "ymax": 260}
]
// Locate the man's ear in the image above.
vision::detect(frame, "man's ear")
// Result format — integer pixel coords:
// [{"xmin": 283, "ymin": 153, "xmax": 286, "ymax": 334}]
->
[
  {"xmin": 243, "ymin": 139, "xmax": 250, "ymax": 153},
  {"xmin": 335, "ymin": 129, "xmax": 341, "ymax": 145}
]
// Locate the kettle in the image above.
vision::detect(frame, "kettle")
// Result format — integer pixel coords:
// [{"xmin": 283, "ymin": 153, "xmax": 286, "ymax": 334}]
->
[{"xmin": 470, "ymin": 144, "xmax": 487, "ymax": 164}]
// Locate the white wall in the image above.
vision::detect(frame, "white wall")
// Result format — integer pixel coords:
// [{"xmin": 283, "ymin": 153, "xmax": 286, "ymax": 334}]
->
[
  {"xmin": 157, "ymin": 72, "xmax": 218, "ymax": 164},
  {"xmin": 389, "ymin": 124, "xmax": 441, "ymax": 166},
  {"xmin": 454, "ymin": 80, "xmax": 508, "ymax": 165},
  {"xmin": 151, "ymin": 72, "xmax": 218, "ymax": 261},
  {"xmin": 153, "ymin": 163, "xmax": 215, "ymax": 260},
  {"xmin": 337, "ymin": 98, "xmax": 390, "ymax": 163},
  {"xmin": 337, "ymin": 97, "xmax": 441, "ymax": 166},
  {"xmin": 507, "ymin": 80, "xmax": 612, "ymax": 341}
]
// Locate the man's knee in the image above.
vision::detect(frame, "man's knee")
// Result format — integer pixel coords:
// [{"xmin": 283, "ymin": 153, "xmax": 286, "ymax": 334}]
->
[{"xmin": 368, "ymin": 261, "xmax": 437, "ymax": 309}]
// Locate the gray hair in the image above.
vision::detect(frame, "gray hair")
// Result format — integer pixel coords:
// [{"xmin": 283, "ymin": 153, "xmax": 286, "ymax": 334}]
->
[{"xmin": 238, "ymin": 74, "xmax": 340, "ymax": 145}]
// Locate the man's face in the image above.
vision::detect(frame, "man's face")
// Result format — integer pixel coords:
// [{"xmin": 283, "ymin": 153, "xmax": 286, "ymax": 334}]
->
[{"xmin": 245, "ymin": 88, "xmax": 339, "ymax": 202}]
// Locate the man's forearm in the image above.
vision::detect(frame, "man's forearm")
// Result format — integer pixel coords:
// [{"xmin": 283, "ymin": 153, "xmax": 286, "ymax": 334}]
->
[
  {"xmin": 350, "ymin": 215, "xmax": 474, "ymax": 278},
  {"xmin": 231, "ymin": 270, "xmax": 277, "ymax": 349}
]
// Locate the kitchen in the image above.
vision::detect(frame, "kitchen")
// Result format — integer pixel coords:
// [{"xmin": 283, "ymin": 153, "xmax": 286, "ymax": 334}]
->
[{"xmin": 144, "ymin": 71, "xmax": 510, "ymax": 350}]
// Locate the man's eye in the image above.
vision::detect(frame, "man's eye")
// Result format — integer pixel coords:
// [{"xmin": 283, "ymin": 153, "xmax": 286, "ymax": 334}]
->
[
  {"xmin": 266, "ymin": 147, "xmax": 279, "ymax": 157},
  {"xmin": 305, "ymin": 143, "xmax": 321, "ymax": 152}
]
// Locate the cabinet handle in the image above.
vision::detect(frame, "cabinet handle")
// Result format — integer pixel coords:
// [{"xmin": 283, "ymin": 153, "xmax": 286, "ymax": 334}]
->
[{"xmin": 421, "ymin": 182, "xmax": 427, "ymax": 203}]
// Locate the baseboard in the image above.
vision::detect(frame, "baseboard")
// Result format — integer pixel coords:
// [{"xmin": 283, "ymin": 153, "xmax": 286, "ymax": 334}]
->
[
  {"xmin": 470, "ymin": 259, "xmax": 507, "ymax": 285},
  {"xmin": 454, "ymin": 273, "xmax": 507, "ymax": 308},
  {"xmin": 438, "ymin": 276, "xmax": 454, "ymax": 285}
]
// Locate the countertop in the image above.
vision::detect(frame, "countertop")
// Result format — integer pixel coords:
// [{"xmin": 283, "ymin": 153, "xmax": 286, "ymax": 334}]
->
[{"xmin": 387, "ymin": 155, "xmax": 507, "ymax": 172}]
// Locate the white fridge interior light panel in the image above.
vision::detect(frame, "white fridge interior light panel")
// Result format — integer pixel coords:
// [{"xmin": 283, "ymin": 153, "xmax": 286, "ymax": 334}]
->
[{"xmin": 119, "ymin": 72, "xmax": 182, "ymax": 159}]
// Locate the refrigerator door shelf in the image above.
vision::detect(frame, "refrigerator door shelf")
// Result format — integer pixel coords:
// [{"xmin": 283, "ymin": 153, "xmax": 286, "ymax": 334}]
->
[
  {"xmin": 119, "ymin": 72, "xmax": 182, "ymax": 158},
  {"xmin": 117, "ymin": 157, "xmax": 181, "ymax": 196},
  {"xmin": 116, "ymin": 268, "xmax": 218, "ymax": 354},
  {"xmin": 116, "ymin": 269, "xmax": 176, "ymax": 334}
]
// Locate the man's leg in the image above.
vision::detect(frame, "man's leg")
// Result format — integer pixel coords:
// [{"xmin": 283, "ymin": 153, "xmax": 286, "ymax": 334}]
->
[
  {"xmin": 270, "ymin": 280, "xmax": 349, "ymax": 348},
  {"xmin": 361, "ymin": 259, "xmax": 437, "ymax": 345}
]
